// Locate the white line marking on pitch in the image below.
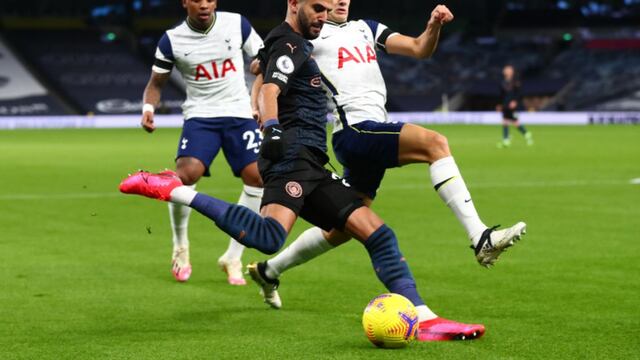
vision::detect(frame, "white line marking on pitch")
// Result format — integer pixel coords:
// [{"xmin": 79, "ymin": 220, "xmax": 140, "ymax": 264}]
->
[{"xmin": 0, "ymin": 180, "xmax": 631, "ymax": 201}]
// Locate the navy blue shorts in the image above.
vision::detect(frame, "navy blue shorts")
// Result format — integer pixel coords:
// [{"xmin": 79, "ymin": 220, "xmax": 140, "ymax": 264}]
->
[
  {"xmin": 177, "ymin": 117, "xmax": 261, "ymax": 177},
  {"xmin": 332, "ymin": 120, "xmax": 405, "ymax": 199}
]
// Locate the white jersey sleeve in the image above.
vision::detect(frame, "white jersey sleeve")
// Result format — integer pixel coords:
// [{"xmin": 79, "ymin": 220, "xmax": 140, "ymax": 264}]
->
[
  {"xmin": 152, "ymin": 33, "xmax": 174, "ymax": 74},
  {"xmin": 240, "ymin": 15, "xmax": 263, "ymax": 57},
  {"xmin": 361, "ymin": 20, "xmax": 398, "ymax": 53}
]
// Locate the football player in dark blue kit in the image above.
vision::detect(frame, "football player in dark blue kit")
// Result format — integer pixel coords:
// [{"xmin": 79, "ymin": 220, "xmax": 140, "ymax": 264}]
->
[
  {"xmin": 119, "ymin": 0, "xmax": 484, "ymax": 341},
  {"xmin": 497, "ymin": 65, "xmax": 533, "ymax": 147}
]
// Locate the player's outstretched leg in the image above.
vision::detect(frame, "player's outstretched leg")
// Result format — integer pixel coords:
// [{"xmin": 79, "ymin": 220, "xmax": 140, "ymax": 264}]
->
[
  {"xmin": 398, "ymin": 125, "xmax": 526, "ymax": 267},
  {"xmin": 363, "ymin": 224, "xmax": 485, "ymax": 341},
  {"xmin": 218, "ymin": 185, "xmax": 263, "ymax": 286},
  {"xmin": 119, "ymin": 170, "xmax": 287, "ymax": 255}
]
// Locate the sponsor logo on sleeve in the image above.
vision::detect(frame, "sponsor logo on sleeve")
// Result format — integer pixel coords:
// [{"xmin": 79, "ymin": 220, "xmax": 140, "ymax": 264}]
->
[
  {"xmin": 276, "ymin": 55, "xmax": 295, "ymax": 74},
  {"xmin": 272, "ymin": 72, "xmax": 289, "ymax": 84}
]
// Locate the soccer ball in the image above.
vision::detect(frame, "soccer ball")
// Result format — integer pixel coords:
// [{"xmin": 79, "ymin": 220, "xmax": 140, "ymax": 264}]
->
[{"xmin": 362, "ymin": 293, "xmax": 419, "ymax": 348}]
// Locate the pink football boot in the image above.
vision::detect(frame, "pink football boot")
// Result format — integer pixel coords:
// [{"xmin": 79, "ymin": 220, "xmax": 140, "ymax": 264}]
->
[
  {"xmin": 217, "ymin": 256, "xmax": 247, "ymax": 286},
  {"xmin": 119, "ymin": 170, "xmax": 182, "ymax": 201},
  {"xmin": 417, "ymin": 317, "xmax": 485, "ymax": 341},
  {"xmin": 172, "ymin": 247, "xmax": 192, "ymax": 282}
]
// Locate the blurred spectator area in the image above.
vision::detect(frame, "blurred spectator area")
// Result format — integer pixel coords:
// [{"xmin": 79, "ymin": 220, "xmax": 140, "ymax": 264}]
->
[{"xmin": 1, "ymin": 0, "xmax": 640, "ymax": 114}]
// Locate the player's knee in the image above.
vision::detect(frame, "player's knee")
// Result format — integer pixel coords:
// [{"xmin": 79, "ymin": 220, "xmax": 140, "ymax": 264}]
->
[
  {"xmin": 258, "ymin": 217, "xmax": 287, "ymax": 254},
  {"xmin": 176, "ymin": 170, "xmax": 201, "ymax": 186},
  {"xmin": 240, "ymin": 163, "xmax": 263, "ymax": 187},
  {"xmin": 423, "ymin": 132, "xmax": 450, "ymax": 161},
  {"xmin": 176, "ymin": 165, "xmax": 204, "ymax": 185},
  {"xmin": 430, "ymin": 132, "xmax": 450, "ymax": 153}
]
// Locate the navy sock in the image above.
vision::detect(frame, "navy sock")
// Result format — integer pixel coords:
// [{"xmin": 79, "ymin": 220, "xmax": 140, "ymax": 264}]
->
[
  {"xmin": 518, "ymin": 125, "xmax": 528, "ymax": 134},
  {"xmin": 190, "ymin": 195, "xmax": 287, "ymax": 255},
  {"xmin": 363, "ymin": 225, "xmax": 425, "ymax": 306},
  {"xmin": 502, "ymin": 125, "xmax": 510, "ymax": 139},
  {"xmin": 190, "ymin": 193, "xmax": 230, "ymax": 221}
]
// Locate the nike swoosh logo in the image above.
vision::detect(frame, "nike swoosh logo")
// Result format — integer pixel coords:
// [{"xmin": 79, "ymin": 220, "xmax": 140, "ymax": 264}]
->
[
  {"xmin": 464, "ymin": 199, "xmax": 472, "ymax": 203},
  {"xmin": 184, "ymin": 51, "xmax": 195, "ymax": 57},
  {"xmin": 321, "ymin": 35, "xmax": 332, "ymax": 39}
]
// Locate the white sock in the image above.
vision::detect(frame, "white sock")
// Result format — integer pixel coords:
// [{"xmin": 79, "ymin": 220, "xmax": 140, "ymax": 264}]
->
[
  {"xmin": 168, "ymin": 184, "xmax": 196, "ymax": 250},
  {"xmin": 221, "ymin": 185, "xmax": 263, "ymax": 261},
  {"xmin": 265, "ymin": 227, "xmax": 332, "ymax": 279},
  {"xmin": 416, "ymin": 304, "xmax": 438, "ymax": 322},
  {"xmin": 169, "ymin": 185, "xmax": 198, "ymax": 206},
  {"xmin": 430, "ymin": 156, "xmax": 487, "ymax": 246}
]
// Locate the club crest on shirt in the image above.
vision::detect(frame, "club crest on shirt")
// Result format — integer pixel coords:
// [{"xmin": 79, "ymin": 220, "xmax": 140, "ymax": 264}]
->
[{"xmin": 285, "ymin": 181, "xmax": 303, "ymax": 198}]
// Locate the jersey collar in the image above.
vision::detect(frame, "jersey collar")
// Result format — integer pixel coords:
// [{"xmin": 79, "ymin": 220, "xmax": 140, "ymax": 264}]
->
[
  {"xmin": 186, "ymin": 13, "xmax": 217, "ymax": 35},
  {"xmin": 325, "ymin": 20, "xmax": 348, "ymax": 28}
]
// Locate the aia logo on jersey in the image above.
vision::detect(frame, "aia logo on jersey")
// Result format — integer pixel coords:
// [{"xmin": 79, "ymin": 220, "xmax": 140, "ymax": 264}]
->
[
  {"xmin": 338, "ymin": 45, "xmax": 377, "ymax": 69},
  {"xmin": 285, "ymin": 181, "xmax": 303, "ymax": 198},
  {"xmin": 195, "ymin": 59, "xmax": 237, "ymax": 80}
]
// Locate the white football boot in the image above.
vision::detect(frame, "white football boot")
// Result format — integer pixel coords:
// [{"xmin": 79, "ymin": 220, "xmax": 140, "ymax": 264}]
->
[
  {"xmin": 172, "ymin": 246, "xmax": 192, "ymax": 282},
  {"xmin": 247, "ymin": 262, "xmax": 281, "ymax": 309},
  {"xmin": 217, "ymin": 256, "xmax": 247, "ymax": 286},
  {"xmin": 474, "ymin": 222, "xmax": 527, "ymax": 267}
]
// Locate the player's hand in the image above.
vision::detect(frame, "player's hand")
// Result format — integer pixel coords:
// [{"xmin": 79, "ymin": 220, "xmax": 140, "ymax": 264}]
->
[
  {"xmin": 260, "ymin": 121, "xmax": 285, "ymax": 161},
  {"xmin": 509, "ymin": 100, "xmax": 517, "ymax": 110},
  {"xmin": 430, "ymin": 5, "xmax": 454, "ymax": 26},
  {"xmin": 250, "ymin": 59, "xmax": 262, "ymax": 76},
  {"xmin": 141, "ymin": 111, "xmax": 156, "ymax": 133}
]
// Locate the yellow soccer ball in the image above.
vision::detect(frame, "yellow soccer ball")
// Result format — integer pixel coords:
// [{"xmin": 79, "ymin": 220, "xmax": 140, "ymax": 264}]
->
[{"xmin": 362, "ymin": 293, "xmax": 419, "ymax": 348}]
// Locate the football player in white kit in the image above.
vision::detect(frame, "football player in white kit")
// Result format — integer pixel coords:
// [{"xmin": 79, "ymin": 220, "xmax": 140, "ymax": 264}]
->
[
  {"xmin": 141, "ymin": 0, "xmax": 264, "ymax": 285},
  {"xmin": 248, "ymin": 1, "xmax": 527, "ymax": 341}
]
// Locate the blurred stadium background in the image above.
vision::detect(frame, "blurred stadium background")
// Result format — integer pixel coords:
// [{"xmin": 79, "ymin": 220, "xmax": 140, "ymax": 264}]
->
[{"xmin": 1, "ymin": 0, "xmax": 640, "ymax": 123}]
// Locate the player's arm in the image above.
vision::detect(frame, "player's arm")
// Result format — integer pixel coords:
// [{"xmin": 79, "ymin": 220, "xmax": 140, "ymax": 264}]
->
[
  {"xmin": 385, "ymin": 5, "xmax": 453, "ymax": 59},
  {"xmin": 257, "ymin": 36, "xmax": 307, "ymax": 161},
  {"xmin": 143, "ymin": 32, "xmax": 175, "ymax": 133},
  {"xmin": 141, "ymin": 71, "xmax": 170, "ymax": 133},
  {"xmin": 251, "ymin": 73, "xmax": 264, "ymax": 123}
]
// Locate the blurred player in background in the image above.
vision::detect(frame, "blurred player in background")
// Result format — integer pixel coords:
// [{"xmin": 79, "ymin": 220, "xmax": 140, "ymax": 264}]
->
[
  {"xmin": 497, "ymin": 64, "xmax": 533, "ymax": 147},
  {"xmin": 248, "ymin": 1, "xmax": 526, "ymax": 339},
  {"xmin": 140, "ymin": 0, "xmax": 264, "ymax": 285},
  {"xmin": 122, "ymin": 0, "xmax": 485, "ymax": 342}
]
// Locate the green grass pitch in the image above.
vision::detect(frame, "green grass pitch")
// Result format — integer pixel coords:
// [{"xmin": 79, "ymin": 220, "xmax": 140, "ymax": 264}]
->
[{"xmin": 0, "ymin": 125, "xmax": 638, "ymax": 359}]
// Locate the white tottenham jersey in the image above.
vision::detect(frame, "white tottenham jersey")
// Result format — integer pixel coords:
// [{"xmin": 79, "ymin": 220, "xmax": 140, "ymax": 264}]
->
[
  {"xmin": 311, "ymin": 20, "xmax": 397, "ymax": 132},
  {"xmin": 152, "ymin": 12, "xmax": 263, "ymax": 120}
]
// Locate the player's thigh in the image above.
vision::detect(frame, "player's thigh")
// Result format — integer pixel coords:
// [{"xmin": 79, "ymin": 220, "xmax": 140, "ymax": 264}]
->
[
  {"xmin": 343, "ymin": 166, "xmax": 386, "ymax": 200},
  {"xmin": 300, "ymin": 174, "xmax": 363, "ymax": 233},
  {"xmin": 398, "ymin": 123, "xmax": 450, "ymax": 165},
  {"xmin": 177, "ymin": 118, "xmax": 224, "ymax": 179},
  {"xmin": 260, "ymin": 166, "xmax": 323, "ymax": 232},
  {"xmin": 221, "ymin": 117, "xmax": 262, "ymax": 178}
]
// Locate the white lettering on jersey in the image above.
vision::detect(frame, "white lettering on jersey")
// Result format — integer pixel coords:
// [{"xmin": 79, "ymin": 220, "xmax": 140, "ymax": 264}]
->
[
  {"xmin": 153, "ymin": 12, "xmax": 264, "ymax": 120},
  {"xmin": 311, "ymin": 20, "xmax": 393, "ymax": 132}
]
